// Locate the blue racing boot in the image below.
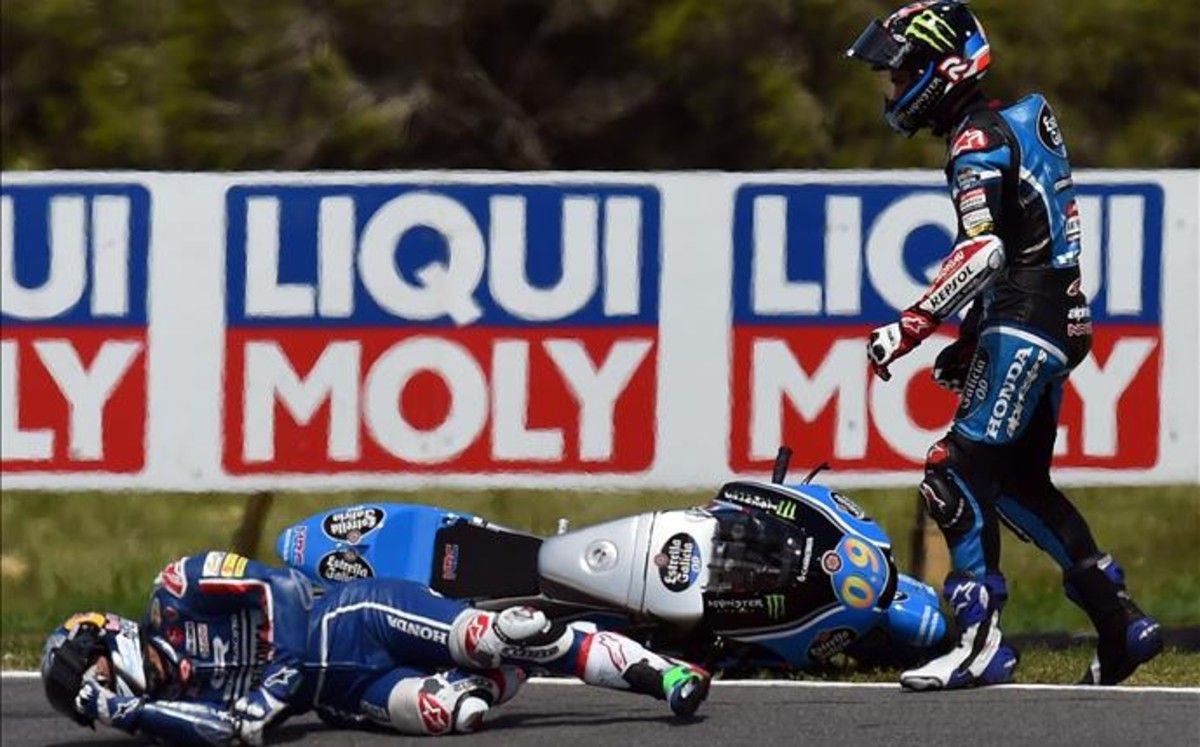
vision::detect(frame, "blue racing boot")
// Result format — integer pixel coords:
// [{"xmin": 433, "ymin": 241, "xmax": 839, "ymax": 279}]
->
[
  {"xmin": 1065, "ymin": 553, "xmax": 1163, "ymax": 685},
  {"xmin": 900, "ymin": 573, "xmax": 1018, "ymax": 690}
]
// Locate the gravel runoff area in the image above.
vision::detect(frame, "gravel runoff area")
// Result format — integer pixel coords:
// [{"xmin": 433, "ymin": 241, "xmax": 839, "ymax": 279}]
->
[{"xmin": 2, "ymin": 675, "xmax": 1198, "ymax": 747}]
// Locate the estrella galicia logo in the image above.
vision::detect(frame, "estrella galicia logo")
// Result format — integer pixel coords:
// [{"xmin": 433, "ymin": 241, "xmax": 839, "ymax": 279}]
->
[
  {"xmin": 655, "ymin": 533, "xmax": 702, "ymax": 592},
  {"xmin": 322, "ymin": 506, "xmax": 384, "ymax": 543},
  {"xmin": 956, "ymin": 349, "xmax": 991, "ymax": 420},
  {"xmin": 806, "ymin": 627, "xmax": 857, "ymax": 663},
  {"xmin": 1036, "ymin": 102, "xmax": 1067, "ymax": 157},
  {"xmin": 317, "ymin": 549, "xmax": 374, "ymax": 582}
]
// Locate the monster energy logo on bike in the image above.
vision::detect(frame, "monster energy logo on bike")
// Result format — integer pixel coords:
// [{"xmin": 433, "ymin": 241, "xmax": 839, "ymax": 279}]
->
[
  {"xmin": 764, "ymin": 594, "xmax": 786, "ymax": 620},
  {"xmin": 905, "ymin": 10, "xmax": 956, "ymax": 52},
  {"xmin": 720, "ymin": 485, "xmax": 798, "ymax": 521}
]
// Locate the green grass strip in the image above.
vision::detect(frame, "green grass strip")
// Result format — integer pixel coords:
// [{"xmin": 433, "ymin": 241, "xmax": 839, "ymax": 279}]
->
[{"xmin": 3, "ymin": 485, "xmax": 1197, "ymax": 683}]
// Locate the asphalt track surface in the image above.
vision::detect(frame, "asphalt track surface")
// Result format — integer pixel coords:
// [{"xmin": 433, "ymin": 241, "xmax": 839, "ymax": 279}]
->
[{"xmin": 3, "ymin": 675, "xmax": 1198, "ymax": 747}]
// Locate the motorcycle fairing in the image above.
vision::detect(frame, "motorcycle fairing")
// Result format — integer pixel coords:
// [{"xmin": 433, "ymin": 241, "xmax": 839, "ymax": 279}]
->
[
  {"xmin": 278, "ymin": 503, "xmax": 497, "ymax": 590},
  {"xmin": 429, "ymin": 520, "xmax": 542, "ymax": 599},
  {"xmin": 706, "ymin": 481, "xmax": 897, "ymax": 667}
]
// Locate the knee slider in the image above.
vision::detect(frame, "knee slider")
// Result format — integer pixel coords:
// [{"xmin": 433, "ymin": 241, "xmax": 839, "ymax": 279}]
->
[
  {"xmin": 385, "ymin": 672, "xmax": 494, "ymax": 736},
  {"xmin": 920, "ymin": 441, "xmax": 976, "ymax": 542}
]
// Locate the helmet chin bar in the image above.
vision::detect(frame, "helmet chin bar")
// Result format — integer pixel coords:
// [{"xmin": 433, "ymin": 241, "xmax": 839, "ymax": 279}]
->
[{"xmin": 884, "ymin": 62, "xmax": 945, "ymax": 136}]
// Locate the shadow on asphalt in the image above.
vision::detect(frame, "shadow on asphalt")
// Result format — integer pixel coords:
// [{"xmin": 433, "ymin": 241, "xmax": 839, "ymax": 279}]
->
[
  {"xmin": 488, "ymin": 711, "xmax": 706, "ymax": 730},
  {"xmin": 41, "ymin": 719, "xmax": 341, "ymax": 747}
]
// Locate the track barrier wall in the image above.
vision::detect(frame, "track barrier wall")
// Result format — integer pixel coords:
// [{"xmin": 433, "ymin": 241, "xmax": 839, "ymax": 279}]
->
[{"xmin": 2, "ymin": 171, "xmax": 1197, "ymax": 490}]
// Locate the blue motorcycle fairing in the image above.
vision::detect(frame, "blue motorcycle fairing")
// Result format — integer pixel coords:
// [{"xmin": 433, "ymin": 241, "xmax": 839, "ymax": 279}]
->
[
  {"xmin": 781, "ymin": 482, "xmax": 892, "ymax": 549},
  {"xmin": 882, "ymin": 574, "xmax": 947, "ymax": 648},
  {"xmin": 277, "ymin": 503, "xmax": 486, "ymax": 590}
]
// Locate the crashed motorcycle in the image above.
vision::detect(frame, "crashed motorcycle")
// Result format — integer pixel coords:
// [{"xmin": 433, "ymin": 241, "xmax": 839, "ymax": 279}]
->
[{"xmin": 276, "ymin": 449, "xmax": 948, "ymax": 673}]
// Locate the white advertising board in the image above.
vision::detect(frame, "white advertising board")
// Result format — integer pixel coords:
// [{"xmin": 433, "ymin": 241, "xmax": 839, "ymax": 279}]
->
[{"xmin": 2, "ymin": 170, "xmax": 1196, "ymax": 490}]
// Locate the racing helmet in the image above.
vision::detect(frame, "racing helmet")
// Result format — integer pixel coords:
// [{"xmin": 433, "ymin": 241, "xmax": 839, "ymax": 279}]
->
[
  {"xmin": 846, "ymin": 1, "xmax": 991, "ymax": 135},
  {"xmin": 40, "ymin": 612, "xmax": 147, "ymax": 725}
]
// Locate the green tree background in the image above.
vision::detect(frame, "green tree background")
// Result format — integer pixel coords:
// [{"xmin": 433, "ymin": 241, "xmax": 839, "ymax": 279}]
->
[{"xmin": 3, "ymin": 0, "xmax": 1198, "ymax": 170}]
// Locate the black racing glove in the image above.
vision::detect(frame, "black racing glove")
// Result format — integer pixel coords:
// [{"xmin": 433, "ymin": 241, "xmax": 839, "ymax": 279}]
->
[{"xmin": 932, "ymin": 338, "xmax": 976, "ymax": 393}]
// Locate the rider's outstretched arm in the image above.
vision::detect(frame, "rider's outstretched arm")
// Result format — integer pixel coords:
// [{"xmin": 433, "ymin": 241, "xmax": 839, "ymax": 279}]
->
[
  {"xmin": 75, "ymin": 681, "xmax": 253, "ymax": 746},
  {"xmin": 867, "ymin": 132, "xmax": 1010, "ymax": 381}
]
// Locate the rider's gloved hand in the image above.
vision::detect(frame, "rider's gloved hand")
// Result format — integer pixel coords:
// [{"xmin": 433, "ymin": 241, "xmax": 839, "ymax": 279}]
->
[
  {"xmin": 868, "ymin": 309, "xmax": 937, "ymax": 381},
  {"xmin": 75, "ymin": 678, "xmax": 142, "ymax": 731},
  {"xmin": 231, "ymin": 688, "xmax": 286, "ymax": 746},
  {"xmin": 933, "ymin": 337, "xmax": 976, "ymax": 392}
]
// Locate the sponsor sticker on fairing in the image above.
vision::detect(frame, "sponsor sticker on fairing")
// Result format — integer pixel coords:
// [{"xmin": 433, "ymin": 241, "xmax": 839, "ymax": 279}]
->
[
  {"xmin": 831, "ymin": 491, "xmax": 867, "ymax": 520},
  {"xmin": 441, "ymin": 544, "xmax": 459, "ymax": 581},
  {"xmin": 317, "ymin": 549, "xmax": 374, "ymax": 582},
  {"xmin": 806, "ymin": 627, "xmax": 857, "ymax": 662},
  {"xmin": 291, "ymin": 525, "xmax": 307, "ymax": 565},
  {"xmin": 322, "ymin": 505, "xmax": 384, "ymax": 543},
  {"xmin": 820, "ymin": 551, "xmax": 842, "ymax": 575},
  {"xmin": 656, "ymin": 533, "xmax": 702, "ymax": 592}
]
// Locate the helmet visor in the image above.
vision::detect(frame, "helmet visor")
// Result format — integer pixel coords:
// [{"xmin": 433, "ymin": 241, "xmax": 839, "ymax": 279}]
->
[{"xmin": 846, "ymin": 19, "xmax": 912, "ymax": 70}]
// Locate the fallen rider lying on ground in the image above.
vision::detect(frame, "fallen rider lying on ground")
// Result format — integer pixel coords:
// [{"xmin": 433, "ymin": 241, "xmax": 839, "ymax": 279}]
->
[{"xmin": 41, "ymin": 551, "xmax": 711, "ymax": 744}]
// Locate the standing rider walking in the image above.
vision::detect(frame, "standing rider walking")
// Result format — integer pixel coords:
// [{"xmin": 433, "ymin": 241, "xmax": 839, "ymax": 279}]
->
[{"xmin": 846, "ymin": 0, "xmax": 1162, "ymax": 689}]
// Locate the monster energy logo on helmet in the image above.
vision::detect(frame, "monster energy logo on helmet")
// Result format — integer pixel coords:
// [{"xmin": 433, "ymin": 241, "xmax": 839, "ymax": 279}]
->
[
  {"xmin": 765, "ymin": 594, "xmax": 786, "ymax": 620},
  {"xmin": 905, "ymin": 9, "xmax": 957, "ymax": 52}
]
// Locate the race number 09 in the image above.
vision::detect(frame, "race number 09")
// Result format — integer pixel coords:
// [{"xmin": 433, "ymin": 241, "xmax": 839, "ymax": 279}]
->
[{"xmin": 839, "ymin": 538, "xmax": 879, "ymax": 609}]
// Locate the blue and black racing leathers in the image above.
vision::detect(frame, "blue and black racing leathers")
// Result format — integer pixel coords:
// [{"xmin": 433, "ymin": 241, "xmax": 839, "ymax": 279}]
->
[{"xmin": 917, "ymin": 93, "xmax": 1101, "ymax": 578}]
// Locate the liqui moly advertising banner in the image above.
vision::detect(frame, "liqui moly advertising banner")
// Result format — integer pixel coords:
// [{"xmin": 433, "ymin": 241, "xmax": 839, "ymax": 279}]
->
[
  {"xmin": 1, "ymin": 183, "xmax": 150, "ymax": 473},
  {"xmin": 1, "ymin": 171, "xmax": 1196, "ymax": 490},
  {"xmin": 729, "ymin": 181, "xmax": 1166, "ymax": 474},
  {"xmin": 222, "ymin": 183, "xmax": 660, "ymax": 475}
]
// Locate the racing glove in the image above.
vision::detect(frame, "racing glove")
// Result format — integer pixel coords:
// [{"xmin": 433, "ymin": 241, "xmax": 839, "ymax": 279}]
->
[
  {"xmin": 932, "ymin": 337, "xmax": 976, "ymax": 392},
  {"xmin": 75, "ymin": 678, "xmax": 143, "ymax": 732},
  {"xmin": 230, "ymin": 662, "xmax": 300, "ymax": 746},
  {"xmin": 867, "ymin": 308, "xmax": 938, "ymax": 381}
]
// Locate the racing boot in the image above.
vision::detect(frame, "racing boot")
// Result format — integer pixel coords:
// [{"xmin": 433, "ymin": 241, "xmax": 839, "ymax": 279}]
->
[
  {"xmin": 586, "ymin": 636, "xmax": 711, "ymax": 719},
  {"xmin": 900, "ymin": 573, "xmax": 1018, "ymax": 690},
  {"xmin": 1064, "ymin": 553, "xmax": 1163, "ymax": 685}
]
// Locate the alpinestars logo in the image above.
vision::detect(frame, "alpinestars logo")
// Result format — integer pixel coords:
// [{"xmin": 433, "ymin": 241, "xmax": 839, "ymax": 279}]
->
[
  {"xmin": 418, "ymin": 691, "xmax": 451, "ymax": 735},
  {"xmin": 263, "ymin": 666, "xmax": 299, "ymax": 690},
  {"xmin": 595, "ymin": 632, "xmax": 629, "ymax": 671},
  {"xmin": 465, "ymin": 614, "xmax": 491, "ymax": 655}
]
